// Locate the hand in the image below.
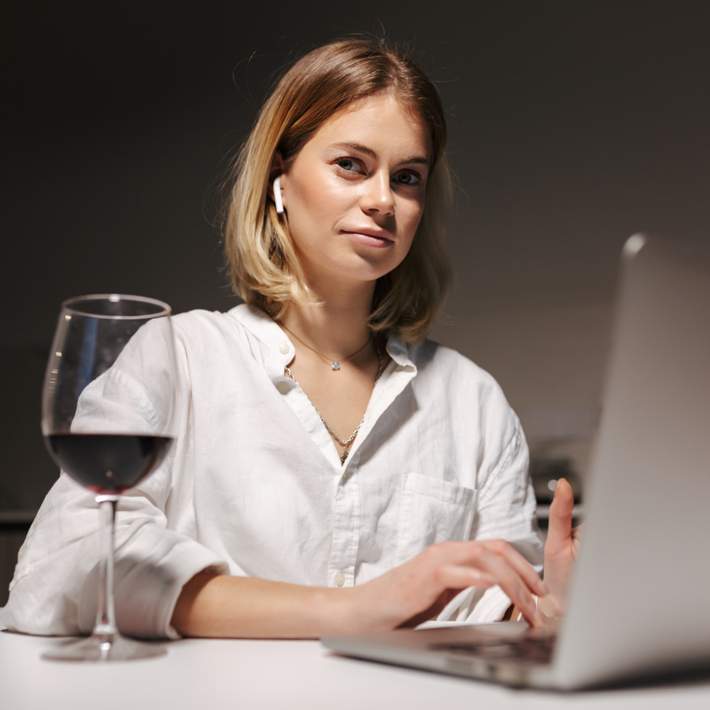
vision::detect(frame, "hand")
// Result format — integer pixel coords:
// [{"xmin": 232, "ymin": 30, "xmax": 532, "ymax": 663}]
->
[
  {"xmin": 348, "ymin": 539, "xmax": 547, "ymax": 632},
  {"xmin": 539, "ymin": 477, "xmax": 581, "ymax": 625}
]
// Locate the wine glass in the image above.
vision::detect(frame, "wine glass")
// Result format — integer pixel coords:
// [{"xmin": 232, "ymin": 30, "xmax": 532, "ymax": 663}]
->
[{"xmin": 41, "ymin": 294, "xmax": 178, "ymax": 661}]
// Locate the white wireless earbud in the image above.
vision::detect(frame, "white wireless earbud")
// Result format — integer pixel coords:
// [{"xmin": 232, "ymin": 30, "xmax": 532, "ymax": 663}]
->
[{"xmin": 273, "ymin": 176, "xmax": 284, "ymax": 214}]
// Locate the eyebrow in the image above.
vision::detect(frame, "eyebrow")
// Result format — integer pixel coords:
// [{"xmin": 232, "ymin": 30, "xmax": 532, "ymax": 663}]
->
[{"xmin": 329, "ymin": 142, "xmax": 430, "ymax": 167}]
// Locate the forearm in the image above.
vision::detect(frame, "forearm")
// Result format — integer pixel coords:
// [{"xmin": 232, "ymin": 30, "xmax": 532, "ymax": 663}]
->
[{"xmin": 171, "ymin": 569, "xmax": 357, "ymax": 639}]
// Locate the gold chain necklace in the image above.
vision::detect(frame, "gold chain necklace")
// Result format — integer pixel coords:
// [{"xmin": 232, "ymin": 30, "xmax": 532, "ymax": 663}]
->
[
  {"xmin": 279, "ymin": 323, "xmax": 371, "ymax": 371},
  {"xmin": 285, "ymin": 363, "xmax": 362, "ymax": 447},
  {"xmin": 284, "ymin": 346, "xmax": 388, "ymax": 463}
]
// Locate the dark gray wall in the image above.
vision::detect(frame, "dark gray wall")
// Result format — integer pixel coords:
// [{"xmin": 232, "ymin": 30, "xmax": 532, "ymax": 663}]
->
[{"xmin": 3, "ymin": 1, "xmax": 709, "ymax": 509}]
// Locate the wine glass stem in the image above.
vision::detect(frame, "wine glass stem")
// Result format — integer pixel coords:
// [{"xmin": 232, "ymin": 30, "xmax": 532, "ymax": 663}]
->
[{"xmin": 94, "ymin": 494, "xmax": 119, "ymax": 639}]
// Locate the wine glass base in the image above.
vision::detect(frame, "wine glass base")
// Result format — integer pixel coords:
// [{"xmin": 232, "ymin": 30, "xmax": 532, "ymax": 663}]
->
[{"xmin": 41, "ymin": 633, "xmax": 168, "ymax": 662}]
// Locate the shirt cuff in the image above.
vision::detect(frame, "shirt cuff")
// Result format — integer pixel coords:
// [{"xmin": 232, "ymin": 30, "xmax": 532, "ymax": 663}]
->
[{"xmin": 414, "ymin": 584, "xmax": 513, "ymax": 630}]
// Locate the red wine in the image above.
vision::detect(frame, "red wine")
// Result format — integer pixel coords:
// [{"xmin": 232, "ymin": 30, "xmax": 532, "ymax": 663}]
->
[{"xmin": 47, "ymin": 433, "xmax": 173, "ymax": 494}]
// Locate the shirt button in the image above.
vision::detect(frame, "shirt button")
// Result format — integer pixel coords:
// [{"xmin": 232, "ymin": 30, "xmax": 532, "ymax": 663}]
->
[
  {"xmin": 279, "ymin": 343, "xmax": 290, "ymax": 355},
  {"xmin": 334, "ymin": 571, "xmax": 345, "ymax": 587}
]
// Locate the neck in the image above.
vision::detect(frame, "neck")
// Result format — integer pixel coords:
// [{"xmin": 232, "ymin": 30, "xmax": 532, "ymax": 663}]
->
[{"xmin": 280, "ymin": 278, "xmax": 376, "ymax": 358}]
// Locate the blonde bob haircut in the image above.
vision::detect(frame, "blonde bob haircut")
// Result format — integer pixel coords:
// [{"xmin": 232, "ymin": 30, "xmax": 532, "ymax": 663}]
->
[{"xmin": 223, "ymin": 37, "xmax": 452, "ymax": 343}]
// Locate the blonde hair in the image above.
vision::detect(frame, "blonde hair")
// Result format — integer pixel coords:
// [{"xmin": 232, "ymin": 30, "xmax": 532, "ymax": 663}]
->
[{"xmin": 223, "ymin": 37, "xmax": 452, "ymax": 343}]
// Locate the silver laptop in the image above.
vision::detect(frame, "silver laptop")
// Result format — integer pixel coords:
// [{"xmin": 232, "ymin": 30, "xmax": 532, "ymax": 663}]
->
[{"xmin": 321, "ymin": 234, "xmax": 710, "ymax": 690}]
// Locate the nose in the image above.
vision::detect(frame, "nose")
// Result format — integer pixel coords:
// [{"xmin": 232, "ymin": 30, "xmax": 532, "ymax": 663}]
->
[{"xmin": 360, "ymin": 171, "xmax": 395, "ymax": 217}]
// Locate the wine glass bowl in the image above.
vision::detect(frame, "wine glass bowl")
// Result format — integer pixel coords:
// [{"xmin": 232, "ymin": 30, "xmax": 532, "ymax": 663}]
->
[{"xmin": 41, "ymin": 294, "xmax": 178, "ymax": 661}]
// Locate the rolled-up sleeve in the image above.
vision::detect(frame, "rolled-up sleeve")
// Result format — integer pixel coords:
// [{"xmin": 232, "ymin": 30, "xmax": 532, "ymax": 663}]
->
[
  {"xmin": 2, "ymin": 473, "xmax": 227, "ymax": 638},
  {"xmin": 0, "ymin": 321, "xmax": 228, "ymax": 639}
]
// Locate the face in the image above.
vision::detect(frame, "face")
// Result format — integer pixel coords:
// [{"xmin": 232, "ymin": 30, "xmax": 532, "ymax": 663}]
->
[{"xmin": 278, "ymin": 91, "xmax": 431, "ymax": 289}]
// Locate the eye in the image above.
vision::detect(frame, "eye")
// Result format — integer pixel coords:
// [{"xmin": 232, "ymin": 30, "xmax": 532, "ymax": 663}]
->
[
  {"xmin": 334, "ymin": 157, "xmax": 366, "ymax": 175},
  {"xmin": 393, "ymin": 170, "xmax": 422, "ymax": 187}
]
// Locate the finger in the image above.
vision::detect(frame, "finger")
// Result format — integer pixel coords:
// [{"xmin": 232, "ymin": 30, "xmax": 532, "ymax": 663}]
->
[
  {"xmin": 546, "ymin": 477, "xmax": 574, "ymax": 551},
  {"xmin": 480, "ymin": 540, "xmax": 547, "ymax": 597},
  {"xmin": 474, "ymin": 549, "xmax": 539, "ymax": 625},
  {"xmin": 440, "ymin": 541, "xmax": 544, "ymax": 596},
  {"xmin": 439, "ymin": 540, "xmax": 545, "ymax": 596},
  {"xmin": 435, "ymin": 564, "xmax": 496, "ymax": 590}
]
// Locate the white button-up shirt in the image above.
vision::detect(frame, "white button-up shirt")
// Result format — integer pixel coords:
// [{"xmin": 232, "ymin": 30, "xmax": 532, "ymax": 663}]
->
[{"xmin": 0, "ymin": 304, "xmax": 542, "ymax": 638}]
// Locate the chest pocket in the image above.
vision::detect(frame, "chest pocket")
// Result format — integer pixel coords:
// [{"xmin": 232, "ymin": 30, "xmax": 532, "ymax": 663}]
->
[{"xmin": 395, "ymin": 473, "xmax": 477, "ymax": 564}]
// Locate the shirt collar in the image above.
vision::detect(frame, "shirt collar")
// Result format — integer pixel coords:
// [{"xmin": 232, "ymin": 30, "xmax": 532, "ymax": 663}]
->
[
  {"xmin": 384, "ymin": 334, "xmax": 416, "ymax": 371},
  {"xmin": 227, "ymin": 303, "xmax": 417, "ymax": 376}
]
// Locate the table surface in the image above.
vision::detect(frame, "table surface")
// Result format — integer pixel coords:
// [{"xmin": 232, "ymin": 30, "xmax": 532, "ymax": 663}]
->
[{"xmin": 2, "ymin": 631, "xmax": 710, "ymax": 710}]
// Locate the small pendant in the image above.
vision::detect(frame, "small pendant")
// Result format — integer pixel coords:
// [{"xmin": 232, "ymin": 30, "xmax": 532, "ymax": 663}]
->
[{"xmin": 330, "ymin": 361, "xmax": 341, "ymax": 371}]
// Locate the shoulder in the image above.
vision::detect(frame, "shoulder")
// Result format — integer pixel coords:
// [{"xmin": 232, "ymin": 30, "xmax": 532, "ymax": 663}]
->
[
  {"xmin": 168, "ymin": 304, "xmax": 283, "ymax": 378},
  {"xmin": 410, "ymin": 338, "xmax": 522, "ymax": 451},
  {"xmin": 170, "ymin": 307, "xmax": 237, "ymax": 336},
  {"xmin": 411, "ymin": 338, "xmax": 508, "ymax": 403},
  {"xmin": 169, "ymin": 304, "xmax": 253, "ymax": 351}
]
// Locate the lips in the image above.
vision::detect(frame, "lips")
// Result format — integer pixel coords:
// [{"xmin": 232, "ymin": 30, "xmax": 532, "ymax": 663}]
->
[{"xmin": 340, "ymin": 229, "xmax": 394, "ymax": 244}]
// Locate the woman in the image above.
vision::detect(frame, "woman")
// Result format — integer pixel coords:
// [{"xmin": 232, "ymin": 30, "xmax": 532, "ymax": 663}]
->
[{"xmin": 1, "ymin": 38, "xmax": 577, "ymax": 639}]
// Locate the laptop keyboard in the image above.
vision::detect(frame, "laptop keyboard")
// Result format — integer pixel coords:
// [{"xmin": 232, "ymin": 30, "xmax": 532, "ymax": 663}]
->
[{"xmin": 429, "ymin": 634, "xmax": 556, "ymax": 665}]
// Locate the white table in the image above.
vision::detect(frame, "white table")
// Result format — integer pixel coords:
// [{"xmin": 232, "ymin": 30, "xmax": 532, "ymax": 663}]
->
[{"xmin": 2, "ymin": 631, "xmax": 709, "ymax": 710}]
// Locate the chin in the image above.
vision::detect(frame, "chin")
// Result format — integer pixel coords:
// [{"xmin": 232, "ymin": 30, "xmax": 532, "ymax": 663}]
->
[
  {"xmin": 343, "ymin": 253, "xmax": 400, "ymax": 283},
  {"xmin": 303, "ymin": 248, "xmax": 403, "ymax": 287}
]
